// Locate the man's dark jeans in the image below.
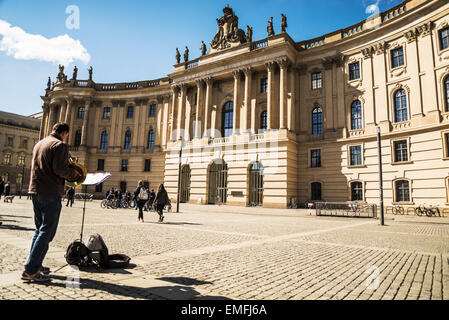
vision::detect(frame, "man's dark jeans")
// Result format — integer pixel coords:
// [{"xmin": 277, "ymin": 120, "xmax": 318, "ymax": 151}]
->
[{"xmin": 24, "ymin": 195, "xmax": 62, "ymax": 275}]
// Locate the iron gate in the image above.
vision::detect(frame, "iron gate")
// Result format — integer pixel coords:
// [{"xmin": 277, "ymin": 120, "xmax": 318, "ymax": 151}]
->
[
  {"xmin": 248, "ymin": 162, "xmax": 264, "ymax": 206},
  {"xmin": 208, "ymin": 159, "xmax": 228, "ymax": 204},
  {"xmin": 180, "ymin": 165, "xmax": 191, "ymax": 203}
]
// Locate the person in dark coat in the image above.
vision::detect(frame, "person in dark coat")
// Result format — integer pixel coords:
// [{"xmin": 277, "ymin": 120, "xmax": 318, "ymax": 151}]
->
[
  {"xmin": 4, "ymin": 182, "xmax": 10, "ymax": 197},
  {"xmin": 153, "ymin": 184, "xmax": 169, "ymax": 223},
  {"xmin": 66, "ymin": 187, "xmax": 75, "ymax": 207},
  {"xmin": 0, "ymin": 178, "xmax": 4, "ymax": 199},
  {"xmin": 134, "ymin": 181, "xmax": 148, "ymax": 222}
]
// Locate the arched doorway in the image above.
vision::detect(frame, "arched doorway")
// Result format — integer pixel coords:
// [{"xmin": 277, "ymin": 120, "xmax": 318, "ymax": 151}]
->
[
  {"xmin": 180, "ymin": 165, "xmax": 191, "ymax": 203},
  {"xmin": 208, "ymin": 159, "xmax": 228, "ymax": 204},
  {"xmin": 248, "ymin": 162, "xmax": 264, "ymax": 206}
]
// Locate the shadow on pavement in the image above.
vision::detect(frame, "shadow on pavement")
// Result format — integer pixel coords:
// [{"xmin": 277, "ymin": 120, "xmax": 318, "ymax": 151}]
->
[
  {"xmin": 156, "ymin": 277, "xmax": 213, "ymax": 286},
  {"xmin": 0, "ymin": 215, "xmax": 31, "ymax": 219},
  {"xmin": 146, "ymin": 222, "xmax": 203, "ymax": 226},
  {"xmin": 0, "ymin": 224, "xmax": 35, "ymax": 232},
  {"xmin": 35, "ymin": 274, "xmax": 231, "ymax": 300}
]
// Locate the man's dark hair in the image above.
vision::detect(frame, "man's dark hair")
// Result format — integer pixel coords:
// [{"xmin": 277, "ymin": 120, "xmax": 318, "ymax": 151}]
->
[{"xmin": 52, "ymin": 122, "xmax": 70, "ymax": 135}]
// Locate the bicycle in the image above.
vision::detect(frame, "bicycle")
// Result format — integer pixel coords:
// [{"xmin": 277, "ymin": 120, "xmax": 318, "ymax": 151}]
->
[
  {"xmin": 392, "ymin": 205, "xmax": 405, "ymax": 215},
  {"xmin": 100, "ymin": 198, "xmax": 117, "ymax": 209},
  {"xmin": 414, "ymin": 205, "xmax": 440, "ymax": 217}
]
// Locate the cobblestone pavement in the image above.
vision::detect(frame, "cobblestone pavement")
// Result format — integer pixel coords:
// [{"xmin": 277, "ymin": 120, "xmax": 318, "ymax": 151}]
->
[{"xmin": 0, "ymin": 199, "xmax": 448, "ymax": 300}]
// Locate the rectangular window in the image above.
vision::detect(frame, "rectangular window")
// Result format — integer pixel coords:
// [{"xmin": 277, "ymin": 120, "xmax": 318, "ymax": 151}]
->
[
  {"xmin": 260, "ymin": 78, "xmax": 268, "ymax": 93},
  {"xmin": 149, "ymin": 104, "xmax": 157, "ymax": 117},
  {"xmin": 7, "ymin": 137, "xmax": 13, "ymax": 147},
  {"xmin": 77, "ymin": 107, "xmax": 85, "ymax": 119},
  {"xmin": 446, "ymin": 133, "xmax": 449, "ymax": 158},
  {"xmin": 394, "ymin": 140, "xmax": 408, "ymax": 163},
  {"xmin": 391, "ymin": 47, "xmax": 404, "ymax": 68},
  {"xmin": 21, "ymin": 139, "xmax": 28, "ymax": 149},
  {"xmin": 349, "ymin": 62, "xmax": 360, "ymax": 80},
  {"xmin": 3, "ymin": 153, "xmax": 11, "ymax": 165},
  {"xmin": 95, "ymin": 183, "xmax": 103, "ymax": 193},
  {"xmin": 121, "ymin": 159, "xmax": 128, "ymax": 172},
  {"xmin": 17, "ymin": 155, "xmax": 25, "ymax": 166},
  {"xmin": 127, "ymin": 106, "xmax": 134, "ymax": 118},
  {"xmin": 440, "ymin": 27, "xmax": 449, "ymax": 51},
  {"xmin": 311, "ymin": 72, "xmax": 322, "ymax": 90},
  {"xmin": 103, "ymin": 107, "xmax": 111, "ymax": 119},
  {"xmin": 97, "ymin": 159, "xmax": 105, "ymax": 171},
  {"xmin": 350, "ymin": 146, "xmax": 362, "ymax": 166},
  {"xmin": 396, "ymin": 180, "xmax": 410, "ymax": 202},
  {"xmin": 311, "ymin": 149, "xmax": 321, "ymax": 168},
  {"xmin": 144, "ymin": 159, "xmax": 151, "ymax": 172}
]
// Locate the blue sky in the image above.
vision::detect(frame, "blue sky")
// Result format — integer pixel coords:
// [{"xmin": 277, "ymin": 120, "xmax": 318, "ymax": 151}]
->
[{"xmin": 0, "ymin": 0, "xmax": 403, "ymax": 116}]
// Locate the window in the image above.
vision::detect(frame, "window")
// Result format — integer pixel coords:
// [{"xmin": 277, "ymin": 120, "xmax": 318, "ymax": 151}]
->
[
  {"xmin": 312, "ymin": 107, "xmax": 323, "ymax": 135},
  {"xmin": 126, "ymin": 106, "xmax": 134, "ymax": 119},
  {"xmin": 124, "ymin": 130, "xmax": 131, "ymax": 150},
  {"xmin": 17, "ymin": 155, "xmax": 25, "ymax": 166},
  {"xmin": 440, "ymin": 27, "xmax": 449, "ymax": 51},
  {"xmin": 120, "ymin": 181, "xmax": 127, "ymax": 193},
  {"xmin": 77, "ymin": 107, "xmax": 85, "ymax": 119},
  {"xmin": 395, "ymin": 180, "xmax": 410, "ymax": 202},
  {"xmin": 311, "ymin": 149, "xmax": 321, "ymax": 168},
  {"xmin": 97, "ymin": 159, "xmax": 105, "ymax": 171},
  {"xmin": 350, "ymin": 146, "xmax": 362, "ymax": 166},
  {"xmin": 311, "ymin": 72, "xmax": 322, "ymax": 90},
  {"xmin": 6, "ymin": 137, "xmax": 13, "ymax": 147},
  {"xmin": 349, "ymin": 62, "xmax": 360, "ymax": 80},
  {"xmin": 95, "ymin": 183, "xmax": 103, "ymax": 193},
  {"xmin": 3, "ymin": 153, "xmax": 11, "ymax": 165},
  {"xmin": 394, "ymin": 140, "xmax": 408, "ymax": 163},
  {"xmin": 103, "ymin": 107, "xmax": 111, "ymax": 119},
  {"xmin": 394, "ymin": 89, "xmax": 408, "ymax": 123},
  {"xmin": 445, "ymin": 133, "xmax": 449, "ymax": 158},
  {"xmin": 391, "ymin": 47, "xmax": 404, "ymax": 68},
  {"xmin": 222, "ymin": 101, "xmax": 234, "ymax": 138},
  {"xmin": 260, "ymin": 111, "xmax": 267, "ymax": 132},
  {"xmin": 74, "ymin": 129, "xmax": 82, "ymax": 147},
  {"xmin": 1, "ymin": 173, "xmax": 8, "ymax": 182},
  {"xmin": 445, "ymin": 76, "xmax": 449, "ymax": 112},
  {"xmin": 311, "ymin": 182, "xmax": 322, "ymax": 201},
  {"xmin": 147, "ymin": 130, "xmax": 155, "ymax": 149},
  {"xmin": 260, "ymin": 78, "xmax": 268, "ymax": 93},
  {"xmin": 16, "ymin": 173, "xmax": 23, "ymax": 186},
  {"xmin": 351, "ymin": 100, "xmax": 363, "ymax": 130},
  {"xmin": 149, "ymin": 104, "xmax": 157, "ymax": 117},
  {"xmin": 121, "ymin": 159, "xmax": 128, "ymax": 172},
  {"xmin": 144, "ymin": 159, "xmax": 151, "ymax": 172},
  {"xmin": 100, "ymin": 131, "xmax": 108, "ymax": 149},
  {"xmin": 21, "ymin": 139, "xmax": 28, "ymax": 149},
  {"xmin": 351, "ymin": 181, "xmax": 363, "ymax": 201}
]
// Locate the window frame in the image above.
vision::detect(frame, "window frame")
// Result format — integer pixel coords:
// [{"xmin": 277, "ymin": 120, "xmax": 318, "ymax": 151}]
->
[
  {"xmin": 126, "ymin": 106, "xmax": 134, "ymax": 119},
  {"xmin": 311, "ymin": 72, "xmax": 323, "ymax": 90},
  {"xmin": 349, "ymin": 180, "xmax": 364, "ymax": 202},
  {"xmin": 74, "ymin": 129, "xmax": 82, "ymax": 147},
  {"xmin": 310, "ymin": 148, "xmax": 322, "ymax": 168},
  {"xmin": 393, "ymin": 179, "xmax": 413, "ymax": 204},
  {"xmin": 350, "ymin": 100, "xmax": 363, "ymax": 131},
  {"xmin": 439, "ymin": 27, "xmax": 449, "ymax": 51},
  {"xmin": 348, "ymin": 144, "xmax": 364, "ymax": 167},
  {"xmin": 97, "ymin": 159, "xmax": 105, "ymax": 171},
  {"xmin": 391, "ymin": 137, "xmax": 411, "ymax": 164},
  {"xmin": 260, "ymin": 110, "xmax": 267, "ymax": 133},
  {"xmin": 391, "ymin": 46, "xmax": 405, "ymax": 69},
  {"xmin": 222, "ymin": 101, "xmax": 234, "ymax": 138},
  {"xmin": 121, "ymin": 159, "xmax": 128, "ymax": 172},
  {"xmin": 444, "ymin": 75, "xmax": 449, "ymax": 113},
  {"xmin": 144, "ymin": 159, "xmax": 151, "ymax": 172},
  {"xmin": 260, "ymin": 78, "xmax": 268, "ymax": 93},
  {"xmin": 102, "ymin": 107, "xmax": 111, "ymax": 119},
  {"xmin": 147, "ymin": 130, "xmax": 155, "ymax": 149},
  {"xmin": 393, "ymin": 89, "xmax": 409, "ymax": 123},
  {"xmin": 77, "ymin": 107, "xmax": 85, "ymax": 119},
  {"xmin": 310, "ymin": 181, "xmax": 322, "ymax": 201},
  {"xmin": 149, "ymin": 104, "xmax": 157, "ymax": 117},
  {"xmin": 349, "ymin": 62, "xmax": 361, "ymax": 81},
  {"xmin": 312, "ymin": 106, "xmax": 323, "ymax": 135},
  {"xmin": 124, "ymin": 130, "xmax": 132, "ymax": 150},
  {"xmin": 442, "ymin": 130, "xmax": 449, "ymax": 160}
]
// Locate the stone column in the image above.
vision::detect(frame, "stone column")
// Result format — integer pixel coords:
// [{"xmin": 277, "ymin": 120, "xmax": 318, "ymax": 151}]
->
[
  {"xmin": 232, "ymin": 70, "xmax": 241, "ymax": 135},
  {"xmin": 184, "ymin": 90, "xmax": 192, "ymax": 141},
  {"xmin": 67, "ymin": 100, "xmax": 76, "ymax": 146},
  {"xmin": 322, "ymin": 58, "xmax": 335, "ymax": 131},
  {"xmin": 156, "ymin": 96, "xmax": 163, "ymax": 146},
  {"xmin": 288, "ymin": 67, "xmax": 296, "ymax": 131},
  {"xmin": 162, "ymin": 95, "xmax": 170, "ymax": 147},
  {"xmin": 362, "ymin": 47, "xmax": 376, "ymax": 126},
  {"xmin": 177, "ymin": 84, "xmax": 187, "ymax": 140},
  {"xmin": 170, "ymin": 86, "xmax": 179, "ymax": 141},
  {"xmin": 46, "ymin": 105, "xmax": 55, "ymax": 136},
  {"xmin": 372, "ymin": 42, "xmax": 389, "ymax": 127},
  {"xmin": 40, "ymin": 104, "xmax": 49, "ymax": 139},
  {"xmin": 195, "ymin": 80, "xmax": 203, "ymax": 139},
  {"xmin": 242, "ymin": 68, "xmax": 252, "ymax": 133},
  {"xmin": 59, "ymin": 100, "xmax": 67, "ymax": 123},
  {"xmin": 81, "ymin": 98, "xmax": 91, "ymax": 146},
  {"xmin": 265, "ymin": 62, "xmax": 276, "ymax": 130},
  {"xmin": 203, "ymin": 78, "xmax": 213, "ymax": 138},
  {"xmin": 404, "ymin": 29, "xmax": 423, "ymax": 118},
  {"xmin": 278, "ymin": 59, "xmax": 289, "ymax": 129},
  {"xmin": 65, "ymin": 98, "xmax": 73, "ymax": 124}
]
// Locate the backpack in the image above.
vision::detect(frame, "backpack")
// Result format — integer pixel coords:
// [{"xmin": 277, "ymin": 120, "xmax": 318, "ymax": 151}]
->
[
  {"xmin": 108, "ymin": 254, "xmax": 131, "ymax": 268},
  {"xmin": 138, "ymin": 187, "xmax": 149, "ymax": 201},
  {"xmin": 86, "ymin": 234, "xmax": 109, "ymax": 269},
  {"xmin": 65, "ymin": 240, "xmax": 92, "ymax": 267}
]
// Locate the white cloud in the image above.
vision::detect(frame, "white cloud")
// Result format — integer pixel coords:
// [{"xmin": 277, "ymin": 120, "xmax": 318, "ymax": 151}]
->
[
  {"xmin": 0, "ymin": 19, "xmax": 90, "ymax": 66},
  {"xmin": 365, "ymin": 0, "xmax": 381, "ymax": 15}
]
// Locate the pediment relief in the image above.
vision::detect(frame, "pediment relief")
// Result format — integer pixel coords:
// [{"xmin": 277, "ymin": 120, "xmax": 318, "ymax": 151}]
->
[
  {"xmin": 348, "ymin": 80, "xmax": 363, "ymax": 89},
  {"xmin": 437, "ymin": 20, "xmax": 449, "ymax": 30}
]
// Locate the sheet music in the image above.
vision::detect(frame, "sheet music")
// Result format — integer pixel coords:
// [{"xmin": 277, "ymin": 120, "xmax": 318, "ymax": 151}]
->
[{"xmin": 82, "ymin": 173, "xmax": 112, "ymax": 186}]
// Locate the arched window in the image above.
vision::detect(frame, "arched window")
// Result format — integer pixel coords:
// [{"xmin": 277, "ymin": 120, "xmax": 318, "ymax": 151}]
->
[
  {"xmin": 444, "ymin": 76, "xmax": 449, "ymax": 112},
  {"xmin": 394, "ymin": 89, "xmax": 408, "ymax": 123},
  {"xmin": 311, "ymin": 182, "xmax": 322, "ymax": 201},
  {"xmin": 74, "ymin": 129, "xmax": 82, "ymax": 147},
  {"xmin": 312, "ymin": 107, "xmax": 323, "ymax": 135},
  {"xmin": 148, "ymin": 130, "xmax": 155, "ymax": 149},
  {"xmin": 351, "ymin": 100, "xmax": 363, "ymax": 130},
  {"xmin": 222, "ymin": 101, "xmax": 233, "ymax": 138},
  {"xmin": 351, "ymin": 181, "xmax": 363, "ymax": 201},
  {"xmin": 124, "ymin": 130, "xmax": 131, "ymax": 150},
  {"xmin": 100, "ymin": 131, "xmax": 108, "ymax": 150},
  {"xmin": 260, "ymin": 111, "xmax": 267, "ymax": 132},
  {"xmin": 395, "ymin": 180, "xmax": 410, "ymax": 202}
]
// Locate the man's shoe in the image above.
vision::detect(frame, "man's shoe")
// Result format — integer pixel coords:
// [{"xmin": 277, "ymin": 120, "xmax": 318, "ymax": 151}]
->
[
  {"xmin": 21, "ymin": 271, "xmax": 50, "ymax": 283},
  {"xmin": 39, "ymin": 266, "xmax": 50, "ymax": 275}
]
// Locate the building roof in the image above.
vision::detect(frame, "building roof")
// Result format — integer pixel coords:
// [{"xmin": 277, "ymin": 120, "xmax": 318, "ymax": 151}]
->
[{"xmin": 0, "ymin": 110, "xmax": 41, "ymax": 131}]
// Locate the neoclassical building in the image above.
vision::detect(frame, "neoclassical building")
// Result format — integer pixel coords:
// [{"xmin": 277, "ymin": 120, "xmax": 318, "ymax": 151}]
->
[{"xmin": 41, "ymin": 0, "xmax": 449, "ymax": 208}]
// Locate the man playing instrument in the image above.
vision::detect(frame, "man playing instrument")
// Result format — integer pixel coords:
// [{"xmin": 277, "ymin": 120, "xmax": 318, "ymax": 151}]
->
[{"xmin": 22, "ymin": 122, "xmax": 81, "ymax": 282}]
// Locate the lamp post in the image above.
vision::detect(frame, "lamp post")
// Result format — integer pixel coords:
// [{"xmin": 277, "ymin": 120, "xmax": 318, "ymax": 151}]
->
[{"xmin": 377, "ymin": 127, "xmax": 385, "ymax": 226}]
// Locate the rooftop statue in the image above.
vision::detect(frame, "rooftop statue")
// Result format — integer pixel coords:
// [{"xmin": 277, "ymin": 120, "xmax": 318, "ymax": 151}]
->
[
  {"xmin": 246, "ymin": 25, "xmax": 253, "ymax": 43},
  {"xmin": 281, "ymin": 14, "xmax": 287, "ymax": 33},
  {"xmin": 88, "ymin": 66, "xmax": 93, "ymax": 81},
  {"xmin": 47, "ymin": 77, "xmax": 51, "ymax": 90},
  {"xmin": 201, "ymin": 41, "xmax": 207, "ymax": 56},
  {"xmin": 57, "ymin": 64, "xmax": 66, "ymax": 83},
  {"xmin": 72, "ymin": 66, "xmax": 78, "ymax": 81},
  {"xmin": 176, "ymin": 48, "xmax": 181, "ymax": 64},
  {"xmin": 184, "ymin": 46, "xmax": 189, "ymax": 62},
  {"xmin": 267, "ymin": 17, "xmax": 275, "ymax": 36},
  {"xmin": 210, "ymin": 5, "xmax": 247, "ymax": 52}
]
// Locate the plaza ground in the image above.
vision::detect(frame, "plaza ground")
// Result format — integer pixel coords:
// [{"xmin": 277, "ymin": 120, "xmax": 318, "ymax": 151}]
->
[{"xmin": 0, "ymin": 198, "xmax": 448, "ymax": 300}]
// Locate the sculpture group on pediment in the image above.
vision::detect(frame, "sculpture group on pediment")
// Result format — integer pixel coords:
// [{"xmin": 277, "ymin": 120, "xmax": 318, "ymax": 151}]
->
[
  {"xmin": 210, "ymin": 5, "xmax": 247, "ymax": 51},
  {"xmin": 57, "ymin": 64, "xmax": 66, "ymax": 83},
  {"xmin": 246, "ymin": 25, "xmax": 253, "ymax": 43}
]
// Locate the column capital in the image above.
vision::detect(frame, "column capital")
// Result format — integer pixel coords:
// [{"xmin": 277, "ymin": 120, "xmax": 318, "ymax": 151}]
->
[
  {"xmin": 171, "ymin": 85, "xmax": 180, "ymax": 95},
  {"xmin": 232, "ymin": 70, "xmax": 241, "ymax": 79},
  {"xmin": 242, "ymin": 67, "xmax": 253, "ymax": 77},
  {"xmin": 417, "ymin": 21, "xmax": 434, "ymax": 38},
  {"xmin": 195, "ymin": 79, "xmax": 204, "ymax": 88},
  {"xmin": 361, "ymin": 47, "xmax": 374, "ymax": 59},
  {"xmin": 373, "ymin": 41, "xmax": 387, "ymax": 55},
  {"xmin": 276, "ymin": 58, "xmax": 291, "ymax": 70},
  {"xmin": 84, "ymin": 97, "xmax": 92, "ymax": 107},
  {"xmin": 204, "ymin": 77, "xmax": 213, "ymax": 86},
  {"xmin": 264, "ymin": 61, "xmax": 276, "ymax": 72},
  {"xmin": 404, "ymin": 29, "xmax": 419, "ymax": 43}
]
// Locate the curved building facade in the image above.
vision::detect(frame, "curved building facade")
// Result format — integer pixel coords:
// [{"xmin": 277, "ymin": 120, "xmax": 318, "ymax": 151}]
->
[{"xmin": 41, "ymin": 0, "xmax": 449, "ymax": 208}]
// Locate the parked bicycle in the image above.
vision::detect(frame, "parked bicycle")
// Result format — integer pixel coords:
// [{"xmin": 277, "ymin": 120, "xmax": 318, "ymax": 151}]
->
[
  {"xmin": 415, "ymin": 205, "xmax": 441, "ymax": 217},
  {"xmin": 392, "ymin": 205, "xmax": 405, "ymax": 215},
  {"xmin": 100, "ymin": 198, "xmax": 117, "ymax": 209}
]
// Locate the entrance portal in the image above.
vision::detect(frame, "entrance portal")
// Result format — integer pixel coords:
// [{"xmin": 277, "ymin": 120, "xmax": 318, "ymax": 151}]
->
[
  {"xmin": 180, "ymin": 165, "xmax": 191, "ymax": 203},
  {"xmin": 248, "ymin": 162, "xmax": 264, "ymax": 206},
  {"xmin": 208, "ymin": 159, "xmax": 228, "ymax": 204}
]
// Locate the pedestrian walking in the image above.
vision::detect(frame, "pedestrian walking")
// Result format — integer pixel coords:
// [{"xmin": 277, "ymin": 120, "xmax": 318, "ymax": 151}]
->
[
  {"xmin": 0, "ymin": 177, "xmax": 4, "ymax": 199},
  {"xmin": 134, "ymin": 181, "xmax": 148, "ymax": 223},
  {"xmin": 22, "ymin": 122, "xmax": 81, "ymax": 282},
  {"xmin": 4, "ymin": 181, "xmax": 10, "ymax": 197},
  {"xmin": 154, "ymin": 184, "xmax": 169, "ymax": 223},
  {"xmin": 66, "ymin": 187, "xmax": 75, "ymax": 207}
]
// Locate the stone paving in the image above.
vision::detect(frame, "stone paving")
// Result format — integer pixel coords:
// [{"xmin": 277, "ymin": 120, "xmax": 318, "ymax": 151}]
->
[{"xmin": 0, "ymin": 198, "xmax": 448, "ymax": 300}]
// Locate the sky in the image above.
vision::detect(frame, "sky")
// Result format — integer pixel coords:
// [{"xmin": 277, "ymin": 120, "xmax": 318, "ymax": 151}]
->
[{"xmin": 0, "ymin": 0, "xmax": 403, "ymax": 116}]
